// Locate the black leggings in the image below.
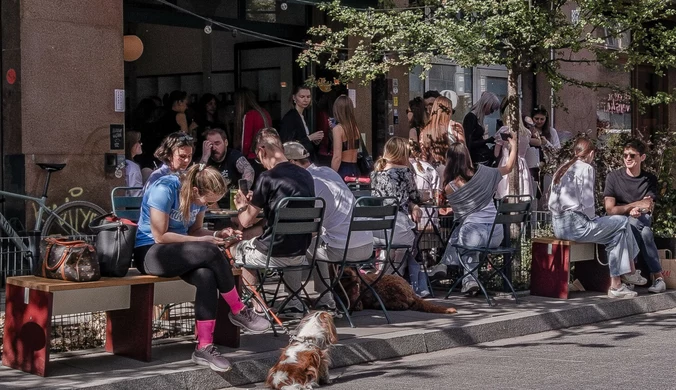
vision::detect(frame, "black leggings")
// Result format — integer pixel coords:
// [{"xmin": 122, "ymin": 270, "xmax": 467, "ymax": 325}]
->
[{"xmin": 134, "ymin": 242, "xmax": 236, "ymax": 320}]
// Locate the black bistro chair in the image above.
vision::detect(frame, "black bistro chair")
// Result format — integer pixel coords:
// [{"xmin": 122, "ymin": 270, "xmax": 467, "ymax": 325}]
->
[
  {"xmin": 314, "ymin": 196, "xmax": 398, "ymax": 327},
  {"xmin": 445, "ymin": 195, "xmax": 532, "ymax": 305},
  {"xmin": 239, "ymin": 197, "xmax": 325, "ymax": 328}
]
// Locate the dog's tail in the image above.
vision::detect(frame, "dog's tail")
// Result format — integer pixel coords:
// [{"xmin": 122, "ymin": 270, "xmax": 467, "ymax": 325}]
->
[{"xmin": 410, "ymin": 298, "xmax": 457, "ymax": 314}]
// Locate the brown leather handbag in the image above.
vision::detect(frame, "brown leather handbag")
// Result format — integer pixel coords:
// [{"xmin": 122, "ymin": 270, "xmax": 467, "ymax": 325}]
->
[{"xmin": 37, "ymin": 237, "xmax": 101, "ymax": 282}]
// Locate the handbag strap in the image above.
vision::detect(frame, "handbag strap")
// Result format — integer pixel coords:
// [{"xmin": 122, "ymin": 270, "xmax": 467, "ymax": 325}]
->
[{"xmin": 359, "ymin": 137, "xmax": 370, "ymax": 158}]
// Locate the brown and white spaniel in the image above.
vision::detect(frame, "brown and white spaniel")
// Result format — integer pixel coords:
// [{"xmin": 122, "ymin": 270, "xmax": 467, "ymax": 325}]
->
[{"xmin": 266, "ymin": 311, "xmax": 338, "ymax": 390}]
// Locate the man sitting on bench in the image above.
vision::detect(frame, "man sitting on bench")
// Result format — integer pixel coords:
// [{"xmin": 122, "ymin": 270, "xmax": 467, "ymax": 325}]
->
[{"xmin": 604, "ymin": 138, "xmax": 665, "ymax": 293}]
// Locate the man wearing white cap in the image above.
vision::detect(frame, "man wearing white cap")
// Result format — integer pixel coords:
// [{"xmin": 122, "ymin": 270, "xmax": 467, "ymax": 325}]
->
[{"xmin": 284, "ymin": 141, "xmax": 374, "ymax": 311}]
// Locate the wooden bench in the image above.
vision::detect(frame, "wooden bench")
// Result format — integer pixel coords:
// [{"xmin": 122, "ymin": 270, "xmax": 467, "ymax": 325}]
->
[
  {"xmin": 530, "ymin": 237, "xmax": 610, "ymax": 299},
  {"xmin": 2, "ymin": 268, "xmax": 242, "ymax": 377}
]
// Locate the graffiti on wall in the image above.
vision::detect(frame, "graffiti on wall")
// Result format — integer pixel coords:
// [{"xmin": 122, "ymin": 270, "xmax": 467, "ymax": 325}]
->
[{"xmin": 30, "ymin": 187, "xmax": 99, "ymax": 231}]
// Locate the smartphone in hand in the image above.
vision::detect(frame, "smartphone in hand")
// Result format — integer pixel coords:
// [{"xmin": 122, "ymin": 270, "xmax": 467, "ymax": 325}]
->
[
  {"xmin": 238, "ymin": 179, "xmax": 249, "ymax": 195},
  {"xmin": 499, "ymin": 132, "xmax": 512, "ymax": 141}
]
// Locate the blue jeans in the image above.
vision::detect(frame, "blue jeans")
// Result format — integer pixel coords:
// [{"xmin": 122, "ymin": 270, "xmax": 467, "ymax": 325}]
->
[
  {"xmin": 629, "ymin": 214, "xmax": 662, "ymax": 274},
  {"xmin": 552, "ymin": 211, "xmax": 637, "ymax": 277},
  {"xmin": 441, "ymin": 222, "xmax": 504, "ymax": 284}
]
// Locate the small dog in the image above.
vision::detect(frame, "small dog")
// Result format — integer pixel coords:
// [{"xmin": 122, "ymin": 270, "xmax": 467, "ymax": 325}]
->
[
  {"xmin": 341, "ymin": 268, "xmax": 457, "ymax": 314},
  {"xmin": 266, "ymin": 311, "xmax": 338, "ymax": 390}
]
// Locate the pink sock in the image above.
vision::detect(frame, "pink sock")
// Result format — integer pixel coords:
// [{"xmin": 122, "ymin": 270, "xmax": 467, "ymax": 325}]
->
[
  {"xmin": 196, "ymin": 320, "xmax": 216, "ymax": 349},
  {"xmin": 221, "ymin": 287, "xmax": 246, "ymax": 315}
]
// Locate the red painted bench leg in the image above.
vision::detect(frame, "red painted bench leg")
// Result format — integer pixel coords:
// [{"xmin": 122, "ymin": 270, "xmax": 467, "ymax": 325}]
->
[
  {"xmin": 2, "ymin": 284, "xmax": 53, "ymax": 376},
  {"xmin": 105, "ymin": 284, "xmax": 153, "ymax": 361},
  {"xmin": 214, "ymin": 274, "xmax": 241, "ymax": 348},
  {"xmin": 531, "ymin": 242, "xmax": 571, "ymax": 298}
]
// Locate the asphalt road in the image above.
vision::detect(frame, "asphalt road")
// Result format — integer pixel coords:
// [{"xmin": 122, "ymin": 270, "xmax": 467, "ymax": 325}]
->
[{"xmin": 234, "ymin": 308, "xmax": 676, "ymax": 390}]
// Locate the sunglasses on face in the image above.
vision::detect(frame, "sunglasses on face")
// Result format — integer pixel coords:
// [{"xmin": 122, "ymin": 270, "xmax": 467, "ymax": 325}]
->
[
  {"xmin": 623, "ymin": 153, "xmax": 637, "ymax": 159},
  {"xmin": 177, "ymin": 134, "xmax": 194, "ymax": 142}
]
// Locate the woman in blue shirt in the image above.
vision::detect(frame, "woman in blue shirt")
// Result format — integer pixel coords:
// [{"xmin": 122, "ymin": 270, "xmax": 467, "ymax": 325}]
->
[{"xmin": 134, "ymin": 164, "xmax": 269, "ymax": 372}]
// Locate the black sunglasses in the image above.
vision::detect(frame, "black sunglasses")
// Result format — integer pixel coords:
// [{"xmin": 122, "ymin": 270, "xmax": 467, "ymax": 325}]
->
[{"xmin": 623, "ymin": 152, "xmax": 637, "ymax": 159}]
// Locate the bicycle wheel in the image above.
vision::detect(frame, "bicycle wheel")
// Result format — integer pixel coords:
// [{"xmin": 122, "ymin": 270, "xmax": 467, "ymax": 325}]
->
[{"xmin": 42, "ymin": 200, "xmax": 107, "ymax": 237}]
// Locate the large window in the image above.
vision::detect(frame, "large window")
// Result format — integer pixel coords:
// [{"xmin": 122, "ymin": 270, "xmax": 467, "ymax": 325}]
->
[{"xmin": 244, "ymin": 0, "xmax": 306, "ymax": 25}]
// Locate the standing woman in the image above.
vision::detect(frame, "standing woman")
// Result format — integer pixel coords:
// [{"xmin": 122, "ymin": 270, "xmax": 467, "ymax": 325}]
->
[
  {"xmin": 494, "ymin": 103, "xmax": 534, "ymax": 199},
  {"xmin": 134, "ymin": 164, "xmax": 269, "ymax": 372},
  {"xmin": 439, "ymin": 137, "xmax": 518, "ymax": 294},
  {"xmin": 531, "ymin": 104, "xmax": 561, "ymax": 151},
  {"xmin": 125, "ymin": 130, "xmax": 143, "ymax": 196},
  {"xmin": 331, "ymin": 95, "xmax": 361, "ymax": 178},
  {"xmin": 407, "ymin": 96, "xmax": 428, "ymax": 142},
  {"xmin": 463, "ymin": 91, "xmax": 500, "ymax": 166},
  {"xmin": 194, "ymin": 93, "xmax": 225, "ymax": 160},
  {"xmin": 163, "ymin": 90, "xmax": 199, "ymax": 136},
  {"xmin": 279, "ymin": 86, "xmax": 323, "ymax": 161},
  {"xmin": 370, "ymin": 137, "xmax": 422, "ymax": 275},
  {"xmin": 548, "ymin": 138, "xmax": 640, "ymax": 298},
  {"xmin": 235, "ymin": 88, "xmax": 272, "ymax": 162},
  {"xmin": 419, "ymin": 96, "xmax": 460, "ymax": 165}
]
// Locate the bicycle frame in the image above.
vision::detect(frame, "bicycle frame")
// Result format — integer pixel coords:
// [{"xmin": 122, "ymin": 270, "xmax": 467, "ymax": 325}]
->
[{"xmin": 0, "ymin": 189, "xmax": 83, "ymax": 238}]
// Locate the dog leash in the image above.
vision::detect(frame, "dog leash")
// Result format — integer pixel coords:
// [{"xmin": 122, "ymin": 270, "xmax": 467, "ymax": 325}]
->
[{"xmin": 224, "ymin": 247, "xmax": 291, "ymax": 335}]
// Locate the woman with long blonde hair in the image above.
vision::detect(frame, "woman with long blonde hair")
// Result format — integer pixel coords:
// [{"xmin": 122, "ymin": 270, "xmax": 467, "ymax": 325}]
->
[
  {"xmin": 331, "ymin": 95, "xmax": 361, "ymax": 177},
  {"xmin": 549, "ymin": 137, "xmax": 641, "ymax": 299},
  {"xmin": 134, "ymin": 164, "xmax": 270, "ymax": 371}
]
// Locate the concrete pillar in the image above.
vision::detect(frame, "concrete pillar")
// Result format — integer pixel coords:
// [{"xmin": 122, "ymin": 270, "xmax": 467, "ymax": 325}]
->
[{"xmin": 20, "ymin": 0, "xmax": 125, "ymax": 215}]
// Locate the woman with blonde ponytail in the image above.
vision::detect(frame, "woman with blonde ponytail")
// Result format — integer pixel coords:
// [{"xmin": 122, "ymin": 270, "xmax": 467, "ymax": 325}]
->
[
  {"xmin": 549, "ymin": 137, "xmax": 641, "ymax": 299},
  {"xmin": 134, "ymin": 164, "xmax": 270, "ymax": 372}
]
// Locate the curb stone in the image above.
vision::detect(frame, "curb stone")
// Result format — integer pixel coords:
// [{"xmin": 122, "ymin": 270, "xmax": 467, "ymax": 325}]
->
[{"xmin": 53, "ymin": 291, "xmax": 676, "ymax": 389}]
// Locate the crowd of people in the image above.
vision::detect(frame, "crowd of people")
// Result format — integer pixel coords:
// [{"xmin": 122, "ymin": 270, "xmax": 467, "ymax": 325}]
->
[{"xmin": 124, "ymin": 87, "xmax": 666, "ymax": 372}]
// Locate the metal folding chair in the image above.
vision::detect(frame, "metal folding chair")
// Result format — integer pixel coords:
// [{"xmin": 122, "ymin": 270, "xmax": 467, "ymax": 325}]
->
[
  {"xmin": 314, "ymin": 196, "xmax": 398, "ymax": 327},
  {"xmin": 445, "ymin": 195, "xmax": 532, "ymax": 305},
  {"xmin": 240, "ymin": 197, "xmax": 325, "ymax": 321},
  {"xmin": 110, "ymin": 186, "xmax": 143, "ymax": 222}
]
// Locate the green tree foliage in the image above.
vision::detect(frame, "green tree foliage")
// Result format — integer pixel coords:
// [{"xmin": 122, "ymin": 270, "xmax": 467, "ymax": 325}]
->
[{"xmin": 299, "ymin": 0, "xmax": 676, "ymax": 195}]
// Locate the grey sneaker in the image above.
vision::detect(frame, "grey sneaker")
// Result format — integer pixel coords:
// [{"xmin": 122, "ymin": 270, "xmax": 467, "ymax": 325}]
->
[
  {"xmin": 648, "ymin": 278, "xmax": 666, "ymax": 293},
  {"xmin": 461, "ymin": 279, "xmax": 480, "ymax": 294},
  {"xmin": 229, "ymin": 307, "xmax": 271, "ymax": 333},
  {"xmin": 192, "ymin": 344, "xmax": 232, "ymax": 372},
  {"xmin": 621, "ymin": 270, "xmax": 647, "ymax": 286},
  {"xmin": 426, "ymin": 263, "xmax": 448, "ymax": 280},
  {"xmin": 608, "ymin": 284, "xmax": 638, "ymax": 299}
]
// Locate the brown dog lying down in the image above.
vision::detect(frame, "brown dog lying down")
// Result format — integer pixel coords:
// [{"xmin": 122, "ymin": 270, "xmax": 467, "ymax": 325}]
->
[{"xmin": 340, "ymin": 268, "xmax": 457, "ymax": 314}]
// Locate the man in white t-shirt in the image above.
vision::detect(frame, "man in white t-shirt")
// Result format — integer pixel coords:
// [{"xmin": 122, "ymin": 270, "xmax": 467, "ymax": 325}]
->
[{"xmin": 284, "ymin": 142, "xmax": 374, "ymax": 310}]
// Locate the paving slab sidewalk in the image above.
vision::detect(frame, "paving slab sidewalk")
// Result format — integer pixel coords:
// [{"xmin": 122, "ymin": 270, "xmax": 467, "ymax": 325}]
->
[{"xmin": 1, "ymin": 288, "xmax": 675, "ymax": 390}]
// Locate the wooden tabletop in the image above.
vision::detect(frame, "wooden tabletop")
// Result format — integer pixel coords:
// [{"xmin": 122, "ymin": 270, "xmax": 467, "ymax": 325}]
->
[{"xmin": 7, "ymin": 268, "xmax": 242, "ymax": 292}]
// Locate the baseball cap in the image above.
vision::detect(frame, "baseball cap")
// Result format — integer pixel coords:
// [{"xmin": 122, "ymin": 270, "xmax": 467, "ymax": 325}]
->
[{"xmin": 283, "ymin": 141, "xmax": 310, "ymax": 160}]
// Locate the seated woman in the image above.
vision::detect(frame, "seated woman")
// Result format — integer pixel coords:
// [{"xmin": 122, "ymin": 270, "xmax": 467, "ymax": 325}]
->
[
  {"xmin": 144, "ymin": 132, "xmax": 195, "ymax": 191},
  {"xmin": 134, "ymin": 164, "xmax": 270, "ymax": 372},
  {"xmin": 440, "ymin": 135, "xmax": 518, "ymax": 294},
  {"xmin": 370, "ymin": 137, "xmax": 423, "ymax": 289},
  {"xmin": 548, "ymin": 137, "xmax": 642, "ymax": 298}
]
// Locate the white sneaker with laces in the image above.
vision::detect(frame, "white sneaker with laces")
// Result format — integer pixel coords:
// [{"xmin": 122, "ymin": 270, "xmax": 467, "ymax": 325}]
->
[
  {"xmin": 648, "ymin": 278, "xmax": 666, "ymax": 293},
  {"xmin": 621, "ymin": 270, "xmax": 647, "ymax": 286},
  {"xmin": 608, "ymin": 284, "xmax": 638, "ymax": 299}
]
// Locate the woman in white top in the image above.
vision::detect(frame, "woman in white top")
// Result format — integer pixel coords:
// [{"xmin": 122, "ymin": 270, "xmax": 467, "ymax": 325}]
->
[
  {"xmin": 125, "ymin": 130, "xmax": 143, "ymax": 197},
  {"xmin": 548, "ymin": 137, "xmax": 641, "ymax": 299},
  {"xmin": 494, "ymin": 103, "xmax": 534, "ymax": 199}
]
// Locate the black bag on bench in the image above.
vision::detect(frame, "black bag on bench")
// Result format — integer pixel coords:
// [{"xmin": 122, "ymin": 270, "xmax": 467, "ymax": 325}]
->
[{"xmin": 89, "ymin": 213, "xmax": 137, "ymax": 277}]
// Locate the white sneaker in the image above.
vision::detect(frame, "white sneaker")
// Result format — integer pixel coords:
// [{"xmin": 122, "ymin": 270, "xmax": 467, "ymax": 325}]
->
[
  {"xmin": 621, "ymin": 270, "xmax": 647, "ymax": 286},
  {"xmin": 461, "ymin": 279, "xmax": 480, "ymax": 294},
  {"xmin": 315, "ymin": 294, "xmax": 337, "ymax": 311},
  {"xmin": 608, "ymin": 284, "xmax": 638, "ymax": 299},
  {"xmin": 648, "ymin": 278, "xmax": 667, "ymax": 293},
  {"xmin": 417, "ymin": 289, "xmax": 431, "ymax": 298}
]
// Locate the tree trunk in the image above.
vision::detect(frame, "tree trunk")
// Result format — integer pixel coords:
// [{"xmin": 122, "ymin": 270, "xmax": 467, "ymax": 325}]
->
[{"xmin": 506, "ymin": 68, "xmax": 520, "ymax": 197}]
